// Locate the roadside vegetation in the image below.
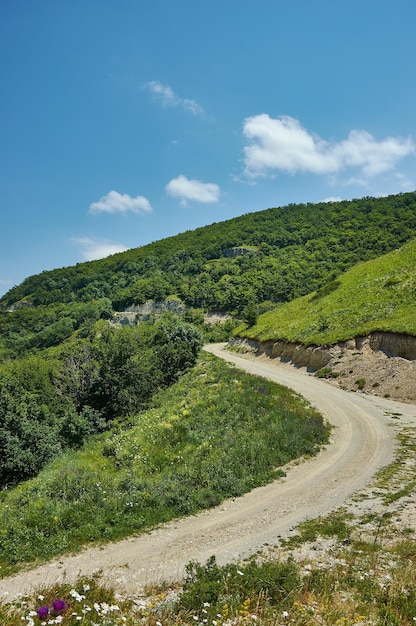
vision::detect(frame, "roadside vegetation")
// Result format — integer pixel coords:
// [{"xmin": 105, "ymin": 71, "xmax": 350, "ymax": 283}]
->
[
  {"xmin": 2, "ymin": 430, "xmax": 416, "ymax": 625},
  {"xmin": 237, "ymin": 238, "xmax": 416, "ymax": 345},
  {"xmin": 0, "ymin": 352, "xmax": 328, "ymax": 577}
]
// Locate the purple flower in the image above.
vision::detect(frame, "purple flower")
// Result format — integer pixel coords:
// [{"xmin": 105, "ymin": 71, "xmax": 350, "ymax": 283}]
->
[
  {"xmin": 36, "ymin": 605, "xmax": 49, "ymax": 620},
  {"xmin": 52, "ymin": 599, "xmax": 67, "ymax": 615}
]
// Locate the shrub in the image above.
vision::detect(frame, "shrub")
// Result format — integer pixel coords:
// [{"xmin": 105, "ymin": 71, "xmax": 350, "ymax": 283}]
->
[{"xmin": 316, "ymin": 367, "xmax": 340, "ymax": 379}]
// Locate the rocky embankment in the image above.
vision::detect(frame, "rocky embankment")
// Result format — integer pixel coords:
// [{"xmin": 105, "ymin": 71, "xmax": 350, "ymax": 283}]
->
[{"xmin": 230, "ymin": 331, "xmax": 416, "ymax": 404}]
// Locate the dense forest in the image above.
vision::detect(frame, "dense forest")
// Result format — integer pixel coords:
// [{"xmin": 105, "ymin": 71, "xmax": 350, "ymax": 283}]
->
[
  {"xmin": 1, "ymin": 191, "xmax": 416, "ymax": 487},
  {"xmin": 1, "ymin": 191, "xmax": 416, "ymax": 358},
  {"xmin": 0, "ymin": 314, "xmax": 203, "ymax": 487},
  {"xmin": 2, "ymin": 192, "xmax": 416, "ymax": 314}
]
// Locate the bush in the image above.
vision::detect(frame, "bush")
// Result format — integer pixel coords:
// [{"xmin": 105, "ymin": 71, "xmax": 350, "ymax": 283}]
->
[{"xmin": 316, "ymin": 367, "xmax": 340, "ymax": 379}]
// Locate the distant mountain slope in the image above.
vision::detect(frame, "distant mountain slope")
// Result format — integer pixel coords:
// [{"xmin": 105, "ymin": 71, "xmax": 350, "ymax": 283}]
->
[
  {"xmin": 1, "ymin": 191, "xmax": 416, "ymax": 313},
  {"xmin": 238, "ymin": 238, "xmax": 416, "ymax": 345}
]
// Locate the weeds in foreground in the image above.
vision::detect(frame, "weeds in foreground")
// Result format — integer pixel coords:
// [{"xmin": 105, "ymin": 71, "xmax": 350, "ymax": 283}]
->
[
  {"xmin": 2, "ymin": 533, "xmax": 416, "ymax": 626},
  {"xmin": 0, "ymin": 577, "xmax": 136, "ymax": 625}
]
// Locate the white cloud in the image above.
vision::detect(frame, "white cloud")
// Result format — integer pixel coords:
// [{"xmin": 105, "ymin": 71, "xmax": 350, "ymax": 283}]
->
[
  {"xmin": 0, "ymin": 278, "xmax": 12, "ymax": 285},
  {"xmin": 145, "ymin": 80, "xmax": 203, "ymax": 115},
  {"xmin": 166, "ymin": 175, "xmax": 220, "ymax": 206},
  {"xmin": 89, "ymin": 190, "xmax": 152, "ymax": 215},
  {"xmin": 72, "ymin": 237, "xmax": 128, "ymax": 261},
  {"xmin": 322, "ymin": 196, "xmax": 343, "ymax": 203},
  {"xmin": 242, "ymin": 114, "xmax": 415, "ymax": 180}
]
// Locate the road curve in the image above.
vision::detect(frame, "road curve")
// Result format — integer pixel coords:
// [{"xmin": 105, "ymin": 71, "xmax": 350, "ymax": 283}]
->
[{"xmin": 1, "ymin": 343, "xmax": 414, "ymax": 602}]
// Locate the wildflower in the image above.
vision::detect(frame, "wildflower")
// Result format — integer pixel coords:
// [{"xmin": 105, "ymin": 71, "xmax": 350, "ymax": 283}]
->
[
  {"xmin": 36, "ymin": 605, "xmax": 49, "ymax": 620},
  {"xmin": 51, "ymin": 599, "xmax": 67, "ymax": 615},
  {"xmin": 282, "ymin": 610, "xmax": 289, "ymax": 618},
  {"xmin": 70, "ymin": 589, "xmax": 85, "ymax": 602}
]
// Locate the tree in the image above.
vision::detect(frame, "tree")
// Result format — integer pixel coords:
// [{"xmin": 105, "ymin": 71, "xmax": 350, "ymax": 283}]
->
[
  {"xmin": 153, "ymin": 315, "xmax": 203, "ymax": 385},
  {"xmin": 0, "ymin": 373, "xmax": 61, "ymax": 486}
]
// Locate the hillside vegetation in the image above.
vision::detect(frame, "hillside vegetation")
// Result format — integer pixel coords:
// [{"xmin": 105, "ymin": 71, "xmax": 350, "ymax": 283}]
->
[
  {"xmin": 0, "ymin": 352, "xmax": 328, "ymax": 576},
  {"xmin": 1, "ymin": 191, "xmax": 416, "ymax": 360},
  {"xmin": 237, "ymin": 238, "xmax": 416, "ymax": 345},
  {"xmin": 1, "ymin": 192, "xmax": 415, "ymax": 316}
]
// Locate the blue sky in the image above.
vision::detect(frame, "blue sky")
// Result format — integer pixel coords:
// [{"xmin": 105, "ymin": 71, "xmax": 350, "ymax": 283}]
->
[{"xmin": 1, "ymin": 0, "xmax": 415, "ymax": 297}]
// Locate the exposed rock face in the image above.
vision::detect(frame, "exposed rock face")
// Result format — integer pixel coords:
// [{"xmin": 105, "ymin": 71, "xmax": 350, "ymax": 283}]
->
[
  {"xmin": 230, "ymin": 332, "xmax": 416, "ymax": 404},
  {"xmin": 230, "ymin": 338, "xmax": 333, "ymax": 371},
  {"xmin": 6, "ymin": 300, "xmax": 34, "ymax": 312},
  {"xmin": 223, "ymin": 247, "xmax": 257, "ymax": 258},
  {"xmin": 111, "ymin": 299, "xmax": 186, "ymax": 326},
  {"xmin": 364, "ymin": 332, "xmax": 416, "ymax": 360}
]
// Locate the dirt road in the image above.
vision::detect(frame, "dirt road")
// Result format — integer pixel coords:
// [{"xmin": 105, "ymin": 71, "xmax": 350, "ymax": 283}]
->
[{"xmin": 2, "ymin": 344, "xmax": 415, "ymax": 601}]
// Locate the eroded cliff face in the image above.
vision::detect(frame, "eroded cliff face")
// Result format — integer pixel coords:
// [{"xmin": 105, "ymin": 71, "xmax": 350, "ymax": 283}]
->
[
  {"xmin": 364, "ymin": 332, "xmax": 416, "ymax": 360},
  {"xmin": 111, "ymin": 299, "xmax": 186, "ymax": 326},
  {"xmin": 230, "ymin": 332, "xmax": 416, "ymax": 404}
]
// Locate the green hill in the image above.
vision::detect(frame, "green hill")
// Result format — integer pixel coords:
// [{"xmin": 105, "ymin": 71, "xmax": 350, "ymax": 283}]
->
[
  {"xmin": 1, "ymin": 191, "xmax": 416, "ymax": 358},
  {"xmin": 237, "ymin": 238, "xmax": 416, "ymax": 345},
  {"xmin": 1, "ymin": 191, "xmax": 416, "ymax": 315}
]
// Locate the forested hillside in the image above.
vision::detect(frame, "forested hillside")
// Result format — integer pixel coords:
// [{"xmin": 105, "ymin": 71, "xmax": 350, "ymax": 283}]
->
[
  {"xmin": 2, "ymin": 192, "xmax": 416, "ymax": 314},
  {"xmin": 1, "ymin": 192, "xmax": 415, "ymax": 358},
  {"xmin": 0, "ymin": 315, "xmax": 203, "ymax": 486}
]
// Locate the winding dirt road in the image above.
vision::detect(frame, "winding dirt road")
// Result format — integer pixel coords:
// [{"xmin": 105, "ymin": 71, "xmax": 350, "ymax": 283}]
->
[{"xmin": 2, "ymin": 344, "xmax": 415, "ymax": 602}]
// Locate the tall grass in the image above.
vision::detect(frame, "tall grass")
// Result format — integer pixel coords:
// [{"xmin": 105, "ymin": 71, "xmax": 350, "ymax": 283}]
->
[{"xmin": 0, "ymin": 353, "xmax": 329, "ymax": 577}]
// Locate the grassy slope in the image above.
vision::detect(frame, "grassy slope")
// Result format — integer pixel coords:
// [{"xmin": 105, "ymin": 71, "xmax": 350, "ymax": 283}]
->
[
  {"xmin": 0, "ymin": 353, "xmax": 328, "ymax": 577},
  {"xmin": 238, "ymin": 239, "xmax": 416, "ymax": 345}
]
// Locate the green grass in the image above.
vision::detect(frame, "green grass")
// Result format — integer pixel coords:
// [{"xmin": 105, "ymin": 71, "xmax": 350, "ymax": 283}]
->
[
  {"xmin": 3, "ymin": 406, "xmax": 416, "ymax": 625},
  {"xmin": 0, "ymin": 353, "xmax": 329, "ymax": 577},
  {"xmin": 371, "ymin": 429, "xmax": 416, "ymax": 505},
  {"xmin": 2, "ymin": 534, "xmax": 416, "ymax": 625},
  {"xmin": 237, "ymin": 238, "xmax": 416, "ymax": 345},
  {"xmin": 282, "ymin": 508, "xmax": 354, "ymax": 546}
]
